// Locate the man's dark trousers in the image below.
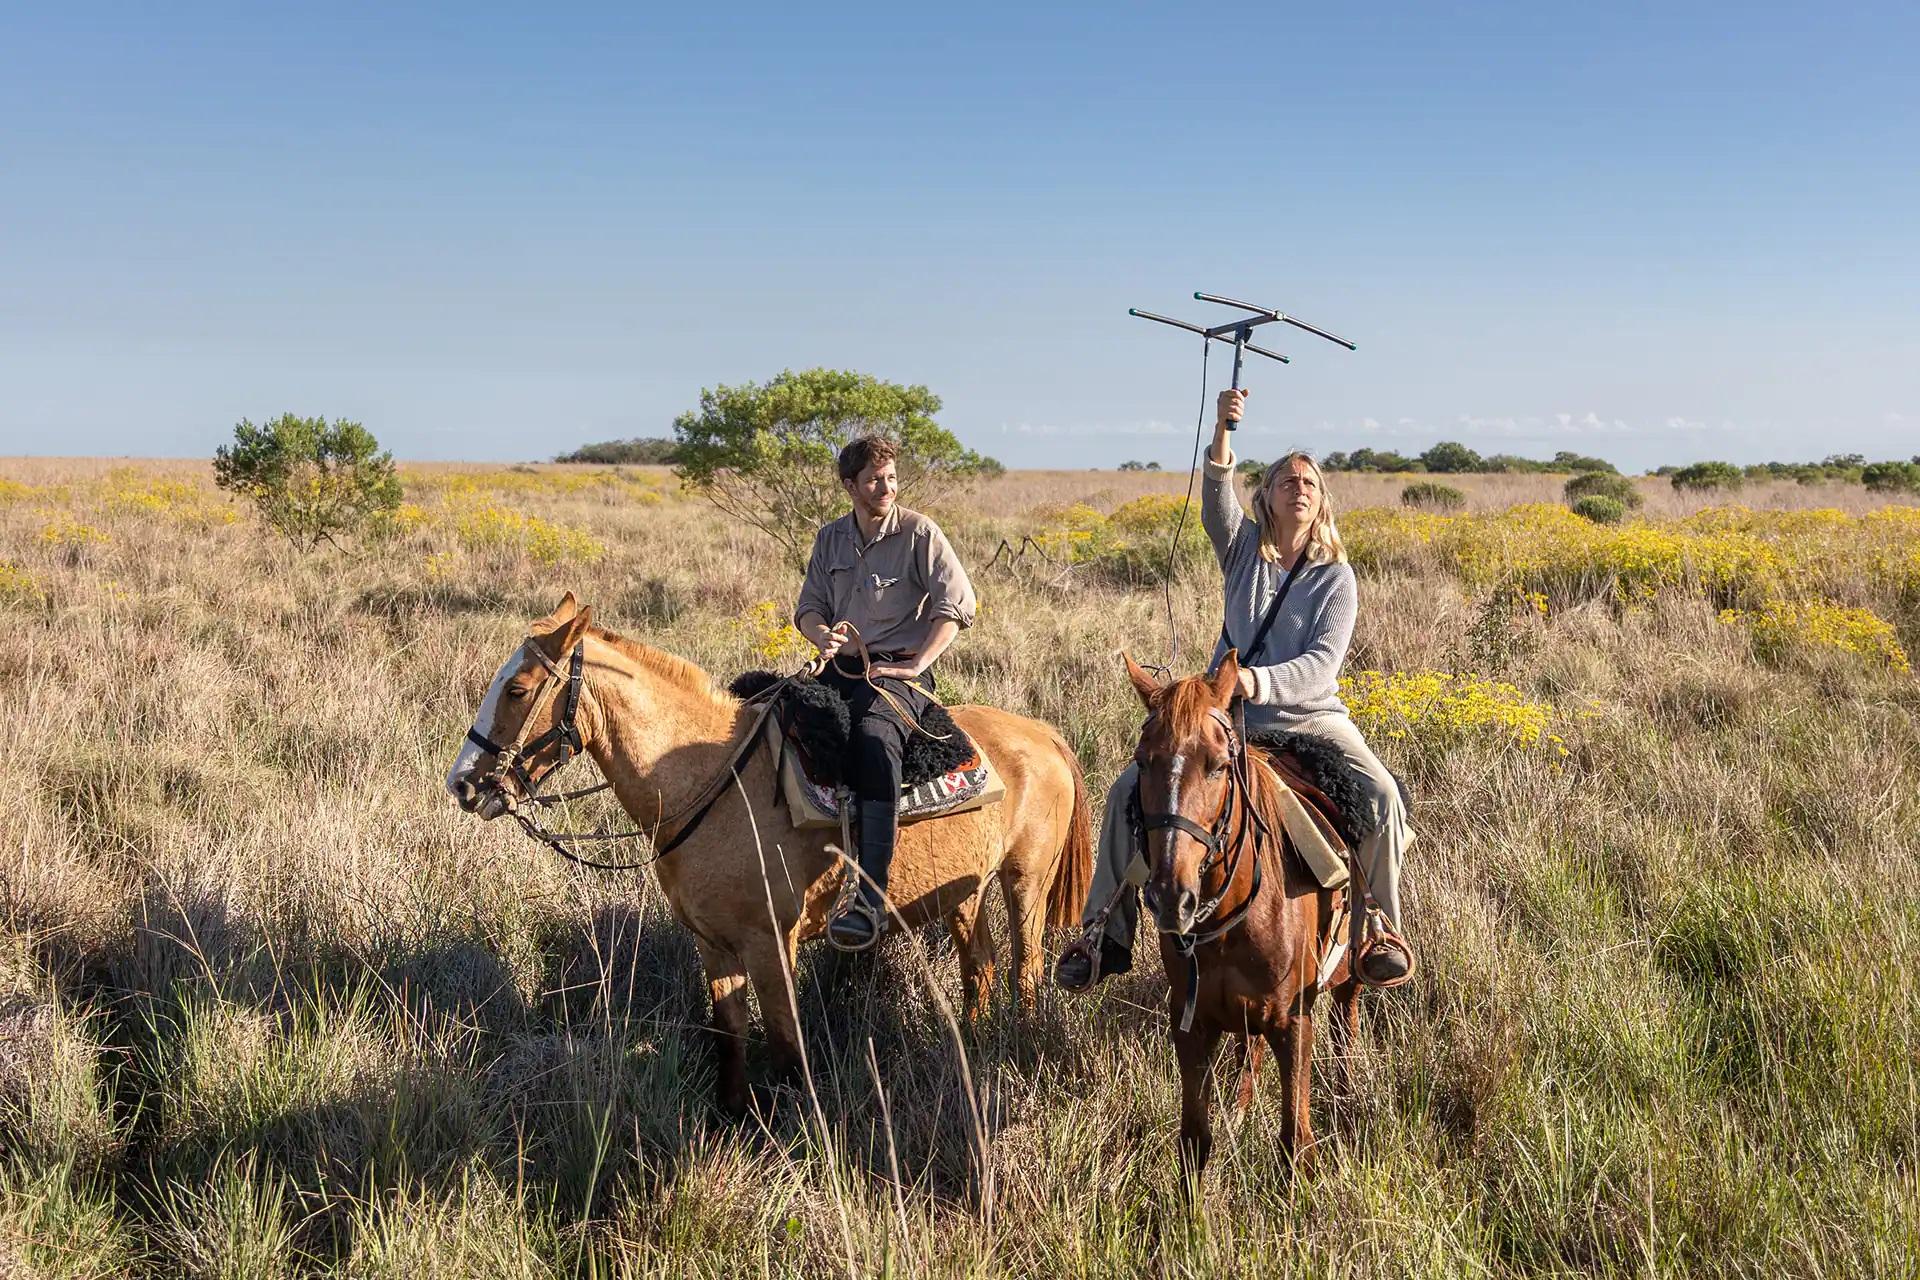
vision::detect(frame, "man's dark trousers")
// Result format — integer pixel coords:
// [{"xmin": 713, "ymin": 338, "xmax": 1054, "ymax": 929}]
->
[{"xmin": 819, "ymin": 661, "xmax": 936, "ymax": 907}]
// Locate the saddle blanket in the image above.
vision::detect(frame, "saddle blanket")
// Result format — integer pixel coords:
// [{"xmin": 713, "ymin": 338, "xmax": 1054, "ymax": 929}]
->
[{"xmin": 765, "ymin": 719, "xmax": 1006, "ymax": 831}]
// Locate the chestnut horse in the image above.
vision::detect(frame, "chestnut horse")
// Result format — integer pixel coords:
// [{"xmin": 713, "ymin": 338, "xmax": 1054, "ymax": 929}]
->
[
  {"xmin": 447, "ymin": 594, "xmax": 1093, "ymax": 1116},
  {"xmin": 1122, "ymin": 649, "xmax": 1360, "ymax": 1185}
]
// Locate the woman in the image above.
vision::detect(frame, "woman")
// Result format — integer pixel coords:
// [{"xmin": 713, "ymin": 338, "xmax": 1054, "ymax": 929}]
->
[{"xmin": 1054, "ymin": 387, "xmax": 1415, "ymax": 991}]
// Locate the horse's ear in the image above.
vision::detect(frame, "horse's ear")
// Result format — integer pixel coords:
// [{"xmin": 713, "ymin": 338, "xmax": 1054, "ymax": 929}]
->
[
  {"xmin": 535, "ymin": 603, "xmax": 592, "ymax": 658},
  {"xmin": 531, "ymin": 591, "xmax": 580, "ymax": 634},
  {"xmin": 1122, "ymin": 651, "xmax": 1160, "ymax": 708},
  {"xmin": 1210, "ymin": 649, "xmax": 1241, "ymax": 707}
]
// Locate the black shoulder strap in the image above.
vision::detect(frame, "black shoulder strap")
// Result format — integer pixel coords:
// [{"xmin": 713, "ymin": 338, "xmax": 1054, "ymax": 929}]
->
[{"xmin": 1219, "ymin": 551, "xmax": 1313, "ymax": 669}]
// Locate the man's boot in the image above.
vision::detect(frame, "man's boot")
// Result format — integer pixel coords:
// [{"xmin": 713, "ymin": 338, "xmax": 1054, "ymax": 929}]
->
[{"xmin": 828, "ymin": 797, "xmax": 898, "ymax": 952}]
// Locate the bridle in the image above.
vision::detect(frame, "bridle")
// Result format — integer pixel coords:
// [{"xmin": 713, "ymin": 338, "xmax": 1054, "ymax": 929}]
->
[
  {"xmin": 466, "ymin": 640, "xmax": 588, "ymax": 800},
  {"xmin": 461, "ymin": 636, "xmax": 794, "ymax": 871},
  {"xmin": 1130, "ymin": 698, "xmax": 1280, "ymax": 1032}
]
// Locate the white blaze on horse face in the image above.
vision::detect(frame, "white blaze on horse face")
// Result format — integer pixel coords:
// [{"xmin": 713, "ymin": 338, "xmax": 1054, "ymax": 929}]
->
[
  {"xmin": 1162, "ymin": 752, "xmax": 1186, "ymax": 859},
  {"xmin": 446, "ymin": 651, "xmax": 521, "ymax": 796}
]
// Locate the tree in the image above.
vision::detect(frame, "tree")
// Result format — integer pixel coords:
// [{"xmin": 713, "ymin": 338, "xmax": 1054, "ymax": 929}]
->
[
  {"xmin": 212, "ymin": 414, "xmax": 401, "ymax": 550},
  {"xmin": 554, "ymin": 437, "xmax": 679, "ymax": 464},
  {"xmin": 1670, "ymin": 461, "xmax": 1746, "ymax": 493},
  {"xmin": 671, "ymin": 368, "xmax": 992, "ymax": 563},
  {"xmin": 1552, "ymin": 451, "xmax": 1617, "ymax": 474},
  {"xmin": 1419, "ymin": 441, "xmax": 1486, "ymax": 473},
  {"xmin": 1863, "ymin": 461, "xmax": 1920, "ymax": 494}
]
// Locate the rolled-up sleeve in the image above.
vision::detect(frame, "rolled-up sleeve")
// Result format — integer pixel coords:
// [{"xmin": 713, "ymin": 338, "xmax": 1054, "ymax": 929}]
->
[
  {"xmin": 919, "ymin": 522, "xmax": 977, "ymax": 628},
  {"xmin": 1201, "ymin": 452, "xmax": 1246, "ymax": 565},
  {"xmin": 794, "ymin": 528, "xmax": 835, "ymax": 629}
]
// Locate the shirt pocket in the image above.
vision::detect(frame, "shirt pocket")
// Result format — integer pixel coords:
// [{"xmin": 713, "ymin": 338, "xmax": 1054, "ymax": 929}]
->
[
  {"xmin": 860, "ymin": 563, "xmax": 920, "ymax": 637},
  {"xmin": 824, "ymin": 558, "xmax": 861, "ymax": 616}
]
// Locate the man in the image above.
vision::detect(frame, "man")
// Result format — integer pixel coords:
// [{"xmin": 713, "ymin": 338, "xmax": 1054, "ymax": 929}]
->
[{"xmin": 795, "ymin": 435, "xmax": 977, "ymax": 951}]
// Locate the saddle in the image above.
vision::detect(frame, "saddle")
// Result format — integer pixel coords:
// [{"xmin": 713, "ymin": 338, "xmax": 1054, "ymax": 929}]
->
[{"xmin": 728, "ymin": 671, "xmax": 1004, "ymax": 830}]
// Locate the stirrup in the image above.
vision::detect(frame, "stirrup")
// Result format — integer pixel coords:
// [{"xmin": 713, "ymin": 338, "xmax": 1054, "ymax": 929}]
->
[
  {"xmin": 1053, "ymin": 935, "xmax": 1100, "ymax": 992},
  {"xmin": 1353, "ymin": 908, "xmax": 1416, "ymax": 990},
  {"xmin": 826, "ymin": 898, "xmax": 887, "ymax": 953}
]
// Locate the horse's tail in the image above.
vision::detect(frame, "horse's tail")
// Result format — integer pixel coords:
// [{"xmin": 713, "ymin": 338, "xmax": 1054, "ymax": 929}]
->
[{"xmin": 1045, "ymin": 736, "xmax": 1095, "ymax": 929}]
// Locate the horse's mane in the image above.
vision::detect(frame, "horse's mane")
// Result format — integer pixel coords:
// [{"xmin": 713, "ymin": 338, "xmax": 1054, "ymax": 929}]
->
[{"xmin": 589, "ymin": 624, "xmax": 738, "ymax": 709}]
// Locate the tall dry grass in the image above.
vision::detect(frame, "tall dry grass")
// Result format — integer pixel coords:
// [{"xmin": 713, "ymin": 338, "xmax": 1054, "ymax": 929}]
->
[{"xmin": 1, "ymin": 457, "xmax": 1916, "ymax": 1278}]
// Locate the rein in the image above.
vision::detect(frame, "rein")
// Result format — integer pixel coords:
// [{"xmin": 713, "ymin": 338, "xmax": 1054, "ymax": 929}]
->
[{"xmin": 827, "ymin": 621, "xmax": 951, "ymax": 742}]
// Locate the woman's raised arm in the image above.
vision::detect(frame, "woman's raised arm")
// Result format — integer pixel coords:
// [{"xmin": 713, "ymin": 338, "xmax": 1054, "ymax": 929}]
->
[{"xmin": 1200, "ymin": 389, "xmax": 1248, "ymax": 562}]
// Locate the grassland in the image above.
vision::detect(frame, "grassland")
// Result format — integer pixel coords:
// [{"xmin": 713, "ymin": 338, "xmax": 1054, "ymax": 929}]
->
[{"xmin": 1, "ymin": 458, "xmax": 1916, "ymax": 1278}]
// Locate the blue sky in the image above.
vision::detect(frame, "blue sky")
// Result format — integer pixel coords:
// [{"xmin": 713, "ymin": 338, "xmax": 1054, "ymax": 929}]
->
[{"xmin": 2, "ymin": 3, "xmax": 1915, "ymax": 470}]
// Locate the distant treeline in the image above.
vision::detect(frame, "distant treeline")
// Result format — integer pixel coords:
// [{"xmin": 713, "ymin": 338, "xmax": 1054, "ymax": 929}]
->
[
  {"xmin": 553, "ymin": 437, "xmax": 680, "ymax": 465},
  {"xmin": 1323, "ymin": 443, "xmax": 1618, "ymax": 475},
  {"xmin": 1291, "ymin": 442, "xmax": 1920, "ymax": 493}
]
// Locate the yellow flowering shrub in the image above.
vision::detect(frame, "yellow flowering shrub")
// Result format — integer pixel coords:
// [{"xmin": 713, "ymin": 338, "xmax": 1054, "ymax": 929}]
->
[
  {"xmin": 40, "ymin": 516, "xmax": 111, "ymax": 549},
  {"xmin": 451, "ymin": 503, "xmax": 605, "ymax": 565},
  {"xmin": 390, "ymin": 503, "xmax": 433, "ymax": 533},
  {"xmin": 423, "ymin": 551, "xmax": 455, "ymax": 581},
  {"xmin": 1026, "ymin": 495, "xmax": 1207, "ymax": 583},
  {"xmin": 734, "ymin": 600, "xmax": 814, "ymax": 667},
  {"xmin": 1030, "ymin": 503, "xmax": 1109, "ymax": 564},
  {"xmin": 0, "ymin": 477, "xmax": 46, "ymax": 504},
  {"xmin": 0, "ymin": 561, "xmax": 42, "ymax": 605},
  {"xmin": 1719, "ymin": 600, "xmax": 1911, "ymax": 674},
  {"xmin": 101, "ymin": 471, "xmax": 238, "ymax": 527},
  {"xmin": 411, "ymin": 468, "xmax": 665, "ymax": 503},
  {"xmin": 1341, "ymin": 669, "xmax": 1564, "ymax": 753}
]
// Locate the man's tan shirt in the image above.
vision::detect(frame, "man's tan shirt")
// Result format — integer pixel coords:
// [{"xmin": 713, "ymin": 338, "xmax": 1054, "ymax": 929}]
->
[{"xmin": 794, "ymin": 506, "xmax": 976, "ymax": 659}]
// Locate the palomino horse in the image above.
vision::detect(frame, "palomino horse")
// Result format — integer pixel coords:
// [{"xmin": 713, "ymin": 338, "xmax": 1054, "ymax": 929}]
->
[
  {"xmin": 1122, "ymin": 649, "xmax": 1360, "ymax": 1185},
  {"xmin": 446, "ymin": 594, "xmax": 1093, "ymax": 1116}
]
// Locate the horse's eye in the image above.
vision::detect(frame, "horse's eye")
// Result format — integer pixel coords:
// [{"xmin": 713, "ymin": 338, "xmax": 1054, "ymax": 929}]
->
[
  {"xmin": 1209, "ymin": 763, "xmax": 1228, "ymax": 779},
  {"xmin": 506, "ymin": 686, "xmax": 531, "ymax": 700}
]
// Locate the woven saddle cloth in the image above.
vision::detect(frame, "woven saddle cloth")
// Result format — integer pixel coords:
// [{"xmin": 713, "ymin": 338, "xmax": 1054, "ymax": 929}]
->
[{"xmin": 728, "ymin": 671, "xmax": 1005, "ymax": 830}]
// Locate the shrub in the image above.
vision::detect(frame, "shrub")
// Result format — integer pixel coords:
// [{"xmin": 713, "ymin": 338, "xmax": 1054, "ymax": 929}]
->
[
  {"xmin": 671, "ymin": 368, "xmax": 992, "ymax": 564},
  {"xmin": 1340, "ymin": 669, "xmax": 1563, "ymax": 753},
  {"xmin": 1571, "ymin": 495, "xmax": 1627, "ymax": 524},
  {"xmin": 1670, "ymin": 461, "xmax": 1746, "ymax": 493},
  {"xmin": 1862, "ymin": 461, "xmax": 1920, "ymax": 494},
  {"xmin": 1401, "ymin": 481, "xmax": 1466, "ymax": 512},
  {"xmin": 1564, "ymin": 471, "xmax": 1643, "ymax": 509},
  {"xmin": 1721, "ymin": 599, "xmax": 1910, "ymax": 673},
  {"xmin": 1117, "ymin": 460, "xmax": 1162, "ymax": 472},
  {"xmin": 213, "ymin": 414, "xmax": 402, "ymax": 550}
]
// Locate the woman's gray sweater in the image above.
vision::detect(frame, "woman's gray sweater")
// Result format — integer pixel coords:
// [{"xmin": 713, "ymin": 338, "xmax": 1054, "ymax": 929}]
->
[{"xmin": 1201, "ymin": 453, "xmax": 1358, "ymax": 732}]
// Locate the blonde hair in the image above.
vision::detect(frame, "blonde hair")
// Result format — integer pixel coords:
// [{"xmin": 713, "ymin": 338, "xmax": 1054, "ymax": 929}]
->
[{"xmin": 1249, "ymin": 451, "xmax": 1348, "ymax": 565}]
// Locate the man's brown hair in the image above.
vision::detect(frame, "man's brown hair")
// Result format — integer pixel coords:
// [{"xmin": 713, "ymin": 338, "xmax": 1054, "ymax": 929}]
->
[{"xmin": 837, "ymin": 435, "xmax": 900, "ymax": 482}]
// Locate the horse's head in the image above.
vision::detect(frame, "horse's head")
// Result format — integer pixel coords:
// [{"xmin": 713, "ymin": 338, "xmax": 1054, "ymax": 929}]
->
[
  {"xmin": 446, "ymin": 592, "xmax": 595, "ymax": 820},
  {"xmin": 1123, "ymin": 649, "xmax": 1245, "ymax": 935}
]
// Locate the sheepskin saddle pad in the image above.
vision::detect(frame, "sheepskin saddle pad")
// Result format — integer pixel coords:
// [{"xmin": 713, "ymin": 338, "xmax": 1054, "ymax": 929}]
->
[
  {"xmin": 728, "ymin": 672, "xmax": 1001, "ymax": 829},
  {"xmin": 1248, "ymin": 728, "xmax": 1413, "ymax": 846}
]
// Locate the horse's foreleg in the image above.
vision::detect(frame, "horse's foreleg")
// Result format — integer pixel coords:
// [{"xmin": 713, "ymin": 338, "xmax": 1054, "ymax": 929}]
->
[
  {"xmin": 740, "ymin": 930, "xmax": 807, "ymax": 1092},
  {"xmin": 1174, "ymin": 1022, "xmax": 1225, "ymax": 1196},
  {"xmin": 947, "ymin": 891, "xmax": 998, "ymax": 1021},
  {"xmin": 694, "ymin": 939, "xmax": 752, "ymax": 1119},
  {"xmin": 1267, "ymin": 1013, "xmax": 1317, "ymax": 1175}
]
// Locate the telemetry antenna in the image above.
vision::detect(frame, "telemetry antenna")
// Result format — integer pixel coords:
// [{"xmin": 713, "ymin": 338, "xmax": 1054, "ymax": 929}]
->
[{"xmin": 1128, "ymin": 292, "xmax": 1356, "ymax": 427}]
